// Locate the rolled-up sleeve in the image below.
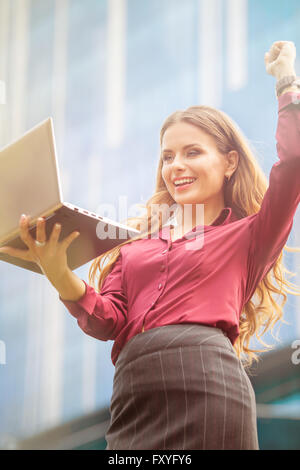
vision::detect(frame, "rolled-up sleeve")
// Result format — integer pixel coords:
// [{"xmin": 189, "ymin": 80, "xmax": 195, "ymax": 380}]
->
[
  {"xmin": 245, "ymin": 92, "xmax": 300, "ymax": 304},
  {"xmin": 59, "ymin": 252, "xmax": 128, "ymax": 341}
]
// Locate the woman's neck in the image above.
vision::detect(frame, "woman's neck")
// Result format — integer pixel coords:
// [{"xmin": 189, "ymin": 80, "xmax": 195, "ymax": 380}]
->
[{"xmin": 175, "ymin": 201, "xmax": 226, "ymax": 230}]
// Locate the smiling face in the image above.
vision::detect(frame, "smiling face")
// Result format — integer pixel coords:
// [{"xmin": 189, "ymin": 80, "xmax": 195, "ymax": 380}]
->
[{"xmin": 161, "ymin": 122, "xmax": 234, "ymax": 225}]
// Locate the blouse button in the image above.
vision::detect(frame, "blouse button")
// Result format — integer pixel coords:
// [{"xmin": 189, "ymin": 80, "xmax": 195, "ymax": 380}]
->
[
  {"xmin": 162, "ymin": 249, "xmax": 168, "ymax": 254},
  {"xmin": 158, "ymin": 283, "xmax": 162, "ymax": 290},
  {"xmin": 160, "ymin": 265, "xmax": 165, "ymax": 272}
]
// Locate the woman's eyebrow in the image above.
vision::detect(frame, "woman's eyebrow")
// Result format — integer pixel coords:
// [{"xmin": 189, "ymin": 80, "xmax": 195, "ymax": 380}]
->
[{"xmin": 162, "ymin": 143, "xmax": 203, "ymax": 153}]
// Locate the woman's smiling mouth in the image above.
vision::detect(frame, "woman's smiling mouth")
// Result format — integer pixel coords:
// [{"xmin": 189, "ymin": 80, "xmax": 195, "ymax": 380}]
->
[{"xmin": 173, "ymin": 177, "xmax": 197, "ymax": 190}]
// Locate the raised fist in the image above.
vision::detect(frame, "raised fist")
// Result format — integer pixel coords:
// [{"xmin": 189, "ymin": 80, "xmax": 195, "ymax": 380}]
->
[{"xmin": 265, "ymin": 41, "xmax": 296, "ymax": 79}]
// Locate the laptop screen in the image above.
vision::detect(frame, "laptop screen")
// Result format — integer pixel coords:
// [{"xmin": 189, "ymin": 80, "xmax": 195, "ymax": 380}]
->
[{"xmin": 0, "ymin": 117, "xmax": 63, "ymax": 243}]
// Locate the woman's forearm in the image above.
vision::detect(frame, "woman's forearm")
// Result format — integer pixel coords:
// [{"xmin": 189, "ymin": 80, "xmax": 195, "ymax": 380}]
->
[
  {"xmin": 276, "ymin": 67, "xmax": 298, "ymax": 97},
  {"xmin": 50, "ymin": 267, "xmax": 86, "ymax": 301},
  {"xmin": 278, "ymin": 85, "xmax": 300, "ymax": 97}
]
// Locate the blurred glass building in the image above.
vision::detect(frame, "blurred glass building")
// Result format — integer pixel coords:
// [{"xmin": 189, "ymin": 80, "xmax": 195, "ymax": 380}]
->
[{"xmin": 0, "ymin": 0, "xmax": 299, "ymax": 450}]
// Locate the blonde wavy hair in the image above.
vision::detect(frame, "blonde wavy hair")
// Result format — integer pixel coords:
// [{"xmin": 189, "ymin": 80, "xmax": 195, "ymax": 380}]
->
[{"xmin": 89, "ymin": 105, "xmax": 300, "ymax": 371}]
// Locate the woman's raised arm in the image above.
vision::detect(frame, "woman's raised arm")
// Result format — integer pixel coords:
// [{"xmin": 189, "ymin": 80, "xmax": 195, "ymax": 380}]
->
[{"xmin": 244, "ymin": 41, "xmax": 300, "ymax": 304}]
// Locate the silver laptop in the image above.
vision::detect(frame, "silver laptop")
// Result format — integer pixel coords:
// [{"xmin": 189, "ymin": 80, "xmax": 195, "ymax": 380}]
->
[{"xmin": 0, "ymin": 117, "xmax": 140, "ymax": 274}]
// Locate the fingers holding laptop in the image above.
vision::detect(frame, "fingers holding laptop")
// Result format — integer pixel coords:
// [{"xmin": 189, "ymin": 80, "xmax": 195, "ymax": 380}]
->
[
  {"xmin": 0, "ymin": 214, "xmax": 80, "ymax": 282},
  {"xmin": 0, "ymin": 214, "xmax": 36, "ymax": 262}
]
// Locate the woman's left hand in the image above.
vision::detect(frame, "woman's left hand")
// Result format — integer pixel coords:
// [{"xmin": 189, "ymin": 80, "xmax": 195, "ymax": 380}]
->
[{"xmin": 265, "ymin": 41, "xmax": 296, "ymax": 80}]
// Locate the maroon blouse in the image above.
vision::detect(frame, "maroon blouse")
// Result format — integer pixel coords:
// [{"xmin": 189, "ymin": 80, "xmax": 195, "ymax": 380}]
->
[{"xmin": 60, "ymin": 92, "xmax": 300, "ymax": 366}]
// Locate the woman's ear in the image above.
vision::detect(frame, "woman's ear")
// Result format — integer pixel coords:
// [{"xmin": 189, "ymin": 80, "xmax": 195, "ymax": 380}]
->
[{"xmin": 226, "ymin": 150, "xmax": 239, "ymax": 175}]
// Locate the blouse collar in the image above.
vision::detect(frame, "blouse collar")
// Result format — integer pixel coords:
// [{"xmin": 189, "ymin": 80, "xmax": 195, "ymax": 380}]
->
[{"xmin": 158, "ymin": 206, "xmax": 238, "ymax": 240}]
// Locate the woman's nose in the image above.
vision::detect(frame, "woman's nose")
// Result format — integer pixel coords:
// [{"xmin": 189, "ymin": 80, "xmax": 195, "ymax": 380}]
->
[{"xmin": 171, "ymin": 155, "xmax": 186, "ymax": 169}]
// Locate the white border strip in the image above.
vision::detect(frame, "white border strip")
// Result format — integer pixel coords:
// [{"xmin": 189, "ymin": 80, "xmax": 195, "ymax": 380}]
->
[
  {"xmin": 0, "ymin": 0, "xmax": 9, "ymax": 109},
  {"xmin": 10, "ymin": 0, "xmax": 30, "ymax": 140},
  {"xmin": 39, "ymin": 282, "xmax": 64, "ymax": 429},
  {"xmin": 82, "ymin": 336, "xmax": 97, "ymax": 414},
  {"xmin": 226, "ymin": 0, "xmax": 248, "ymax": 91},
  {"xmin": 0, "ymin": 81, "xmax": 6, "ymax": 105},
  {"xmin": 106, "ymin": 0, "xmax": 126, "ymax": 148},
  {"xmin": 52, "ymin": 0, "xmax": 69, "ymax": 153},
  {"xmin": 197, "ymin": 0, "xmax": 223, "ymax": 108}
]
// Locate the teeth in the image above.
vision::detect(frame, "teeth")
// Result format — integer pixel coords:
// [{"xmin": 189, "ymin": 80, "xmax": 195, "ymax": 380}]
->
[{"xmin": 174, "ymin": 178, "xmax": 196, "ymax": 186}]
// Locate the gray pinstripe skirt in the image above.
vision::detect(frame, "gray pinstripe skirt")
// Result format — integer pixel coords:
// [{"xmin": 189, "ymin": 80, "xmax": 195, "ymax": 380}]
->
[{"xmin": 105, "ymin": 324, "xmax": 259, "ymax": 450}]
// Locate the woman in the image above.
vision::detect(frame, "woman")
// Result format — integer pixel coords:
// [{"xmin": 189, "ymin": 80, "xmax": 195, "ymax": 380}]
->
[{"xmin": 1, "ymin": 41, "xmax": 300, "ymax": 450}]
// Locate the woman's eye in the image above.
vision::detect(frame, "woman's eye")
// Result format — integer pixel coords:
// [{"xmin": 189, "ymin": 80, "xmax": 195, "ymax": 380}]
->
[{"xmin": 162, "ymin": 150, "xmax": 200, "ymax": 162}]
